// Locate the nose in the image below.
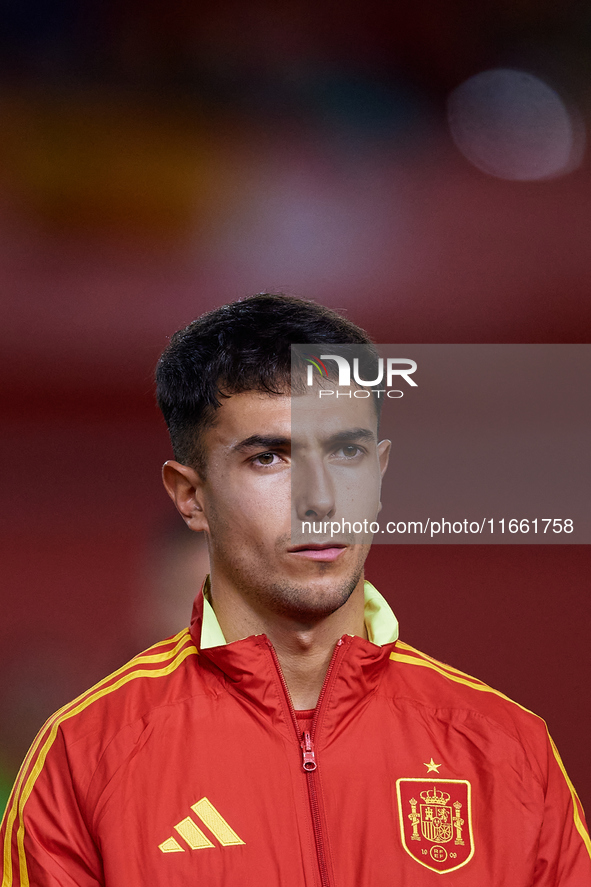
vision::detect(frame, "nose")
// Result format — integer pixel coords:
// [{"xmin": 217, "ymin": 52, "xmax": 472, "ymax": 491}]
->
[{"xmin": 293, "ymin": 457, "xmax": 336, "ymax": 522}]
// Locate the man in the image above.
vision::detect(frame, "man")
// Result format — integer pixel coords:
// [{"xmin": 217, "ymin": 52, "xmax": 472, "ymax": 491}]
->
[{"xmin": 2, "ymin": 293, "xmax": 590, "ymax": 885}]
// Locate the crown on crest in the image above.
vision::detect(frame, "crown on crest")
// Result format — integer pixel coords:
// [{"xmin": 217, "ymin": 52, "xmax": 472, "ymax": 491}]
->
[{"xmin": 420, "ymin": 787, "xmax": 450, "ymax": 806}]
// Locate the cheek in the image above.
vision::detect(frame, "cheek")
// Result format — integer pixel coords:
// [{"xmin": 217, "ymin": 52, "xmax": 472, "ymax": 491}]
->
[
  {"xmin": 206, "ymin": 472, "xmax": 290, "ymax": 532},
  {"xmin": 335, "ymin": 466, "xmax": 382, "ymax": 503}
]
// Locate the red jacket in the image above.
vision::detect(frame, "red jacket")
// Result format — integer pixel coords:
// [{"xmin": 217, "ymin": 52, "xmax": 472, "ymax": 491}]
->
[{"xmin": 2, "ymin": 582, "xmax": 590, "ymax": 886}]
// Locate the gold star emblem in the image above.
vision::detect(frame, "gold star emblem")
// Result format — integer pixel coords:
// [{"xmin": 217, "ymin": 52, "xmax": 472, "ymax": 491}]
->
[{"xmin": 424, "ymin": 758, "xmax": 442, "ymax": 773}]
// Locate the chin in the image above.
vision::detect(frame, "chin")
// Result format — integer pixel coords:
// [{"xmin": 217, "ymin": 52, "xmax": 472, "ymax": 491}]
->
[{"xmin": 265, "ymin": 573, "xmax": 363, "ymax": 621}]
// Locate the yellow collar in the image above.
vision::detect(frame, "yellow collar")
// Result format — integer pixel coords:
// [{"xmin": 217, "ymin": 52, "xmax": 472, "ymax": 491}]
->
[{"xmin": 200, "ymin": 578, "xmax": 398, "ymax": 649}]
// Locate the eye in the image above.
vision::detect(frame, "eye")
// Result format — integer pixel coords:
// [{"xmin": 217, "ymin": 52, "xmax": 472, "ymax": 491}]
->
[
  {"xmin": 335, "ymin": 444, "xmax": 364, "ymax": 460},
  {"xmin": 253, "ymin": 452, "xmax": 279, "ymax": 466}
]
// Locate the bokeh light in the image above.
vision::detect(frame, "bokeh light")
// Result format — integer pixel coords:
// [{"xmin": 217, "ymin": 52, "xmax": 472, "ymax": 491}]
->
[{"xmin": 447, "ymin": 68, "xmax": 584, "ymax": 181}]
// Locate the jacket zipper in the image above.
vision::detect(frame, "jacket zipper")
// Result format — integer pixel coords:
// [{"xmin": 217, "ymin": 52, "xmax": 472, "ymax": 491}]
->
[{"xmin": 267, "ymin": 636, "xmax": 347, "ymax": 887}]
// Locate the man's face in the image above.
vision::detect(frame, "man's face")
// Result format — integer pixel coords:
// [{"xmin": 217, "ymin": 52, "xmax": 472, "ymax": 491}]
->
[{"xmin": 196, "ymin": 388, "xmax": 390, "ymax": 623}]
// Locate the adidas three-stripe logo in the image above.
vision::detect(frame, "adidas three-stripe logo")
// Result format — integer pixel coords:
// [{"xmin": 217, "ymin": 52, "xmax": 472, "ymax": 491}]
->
[{"xmin": 159, "ymin": 798, "xmax": 245, "ymax": 853}]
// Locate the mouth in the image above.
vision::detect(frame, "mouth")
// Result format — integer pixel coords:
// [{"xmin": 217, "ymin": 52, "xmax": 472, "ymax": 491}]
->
[{"xmin": 287, "ymin": 542, "xmax": 348, "ymax": 562}]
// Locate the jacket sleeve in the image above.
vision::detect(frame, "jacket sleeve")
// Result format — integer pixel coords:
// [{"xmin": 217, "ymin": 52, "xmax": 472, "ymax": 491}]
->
[
  {"xmin": 1, "ymin": 725, "xmax": 104, "ymax": 887},
  {"xmin": 532, "ymin": 730, "xmax": 591, "ymax": 885}
]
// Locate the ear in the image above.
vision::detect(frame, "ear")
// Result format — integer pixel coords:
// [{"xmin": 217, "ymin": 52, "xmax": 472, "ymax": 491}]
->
[
  {"xmin": 376, "ymin": 439, "xmax": 391, "ymax": 515},
  {"xmin": 162, "ymin": 461, "xmax": 209, "ymax": 533},
  {"xmin": 377, "ymin": 439, "xmax": 391, "ymax": 479}
]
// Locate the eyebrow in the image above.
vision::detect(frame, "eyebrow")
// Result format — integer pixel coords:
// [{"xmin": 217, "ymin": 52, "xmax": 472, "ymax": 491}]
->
[
  {"xmin": 233, "ymin": 428, "xmax": 376, "ymax": 454},
  {"xmin": 233, "ymin": 435, "xmax": 291, "ymax": 453},
  {"xmin": 325, "ymin": 428, "xmax": 376, "ymax": 446}
]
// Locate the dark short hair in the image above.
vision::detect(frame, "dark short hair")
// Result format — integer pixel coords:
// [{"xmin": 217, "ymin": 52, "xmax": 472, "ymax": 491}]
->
[{"xmin": 156, "ymin": 292, "xmax": 376, "ymax": 472}]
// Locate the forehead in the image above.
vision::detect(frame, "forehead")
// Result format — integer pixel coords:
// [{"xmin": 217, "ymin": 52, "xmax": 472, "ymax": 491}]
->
[
  {"xmin": 290, "ymin": 388, "xmax": 378, "ymax": 446},
  {"xmin": 206, "ymin": 389, "xmax": 378, "ymax": 449}
]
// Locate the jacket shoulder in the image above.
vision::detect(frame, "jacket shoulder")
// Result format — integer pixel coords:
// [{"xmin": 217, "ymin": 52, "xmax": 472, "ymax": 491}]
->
[
  {"xmin": 386, "ymin": 639, "xmax": 548, "ymax": 744},
  {"xmin": 42, "ymin": 629, "xmax": 201, "ymax": 751}
]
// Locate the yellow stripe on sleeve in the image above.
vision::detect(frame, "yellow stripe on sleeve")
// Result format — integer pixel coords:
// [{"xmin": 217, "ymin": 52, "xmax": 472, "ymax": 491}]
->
[
  {"xmin": 547, "ymin": 733, "xmax": 591, "ymax": 857},
  {"xmin": 3, "ymin": 628, "xmax": 193, "ymax": 868},
  {"xmin": 395, "ymin": 640, "xmax": 488, "ymax": 686},
  {"xmin": 389, "ymin": 649, "xmax": 535, "ymax": 712},
  {"xmin": 2, "ymin": 631, "xmax": 197, "ymax": 887}
]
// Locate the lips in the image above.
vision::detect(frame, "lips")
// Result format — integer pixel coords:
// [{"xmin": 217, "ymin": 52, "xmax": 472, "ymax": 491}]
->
[{"xmin": 288, "ymin": 542, "xmax": 347, "ymax": 562}]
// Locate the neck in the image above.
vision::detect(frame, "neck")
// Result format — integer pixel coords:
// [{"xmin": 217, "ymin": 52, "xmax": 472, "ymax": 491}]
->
[
  {"xmin": 265, "ymin": 605, "xmax": 366, "ymax": 709},
  {"xmin": 207, "ymin": 574, "xmax": 367, "ymax": 710}
]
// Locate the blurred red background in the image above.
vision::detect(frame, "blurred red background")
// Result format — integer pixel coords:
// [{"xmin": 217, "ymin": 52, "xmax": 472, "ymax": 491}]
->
[{"xmin": 1, "ymin": 0, "xmax": 590, "ymax": 815}]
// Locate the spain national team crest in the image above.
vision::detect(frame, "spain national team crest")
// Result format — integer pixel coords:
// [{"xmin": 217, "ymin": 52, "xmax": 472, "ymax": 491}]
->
[{"xmin": 396, "ymin": 779, "xmax": 474, "ymax": 874}]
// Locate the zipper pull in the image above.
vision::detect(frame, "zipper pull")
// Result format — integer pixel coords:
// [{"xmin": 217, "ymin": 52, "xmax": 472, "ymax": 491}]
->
[{"xmin": 301, "ymin": 731, "xmax": 317, "ymax": 772}]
